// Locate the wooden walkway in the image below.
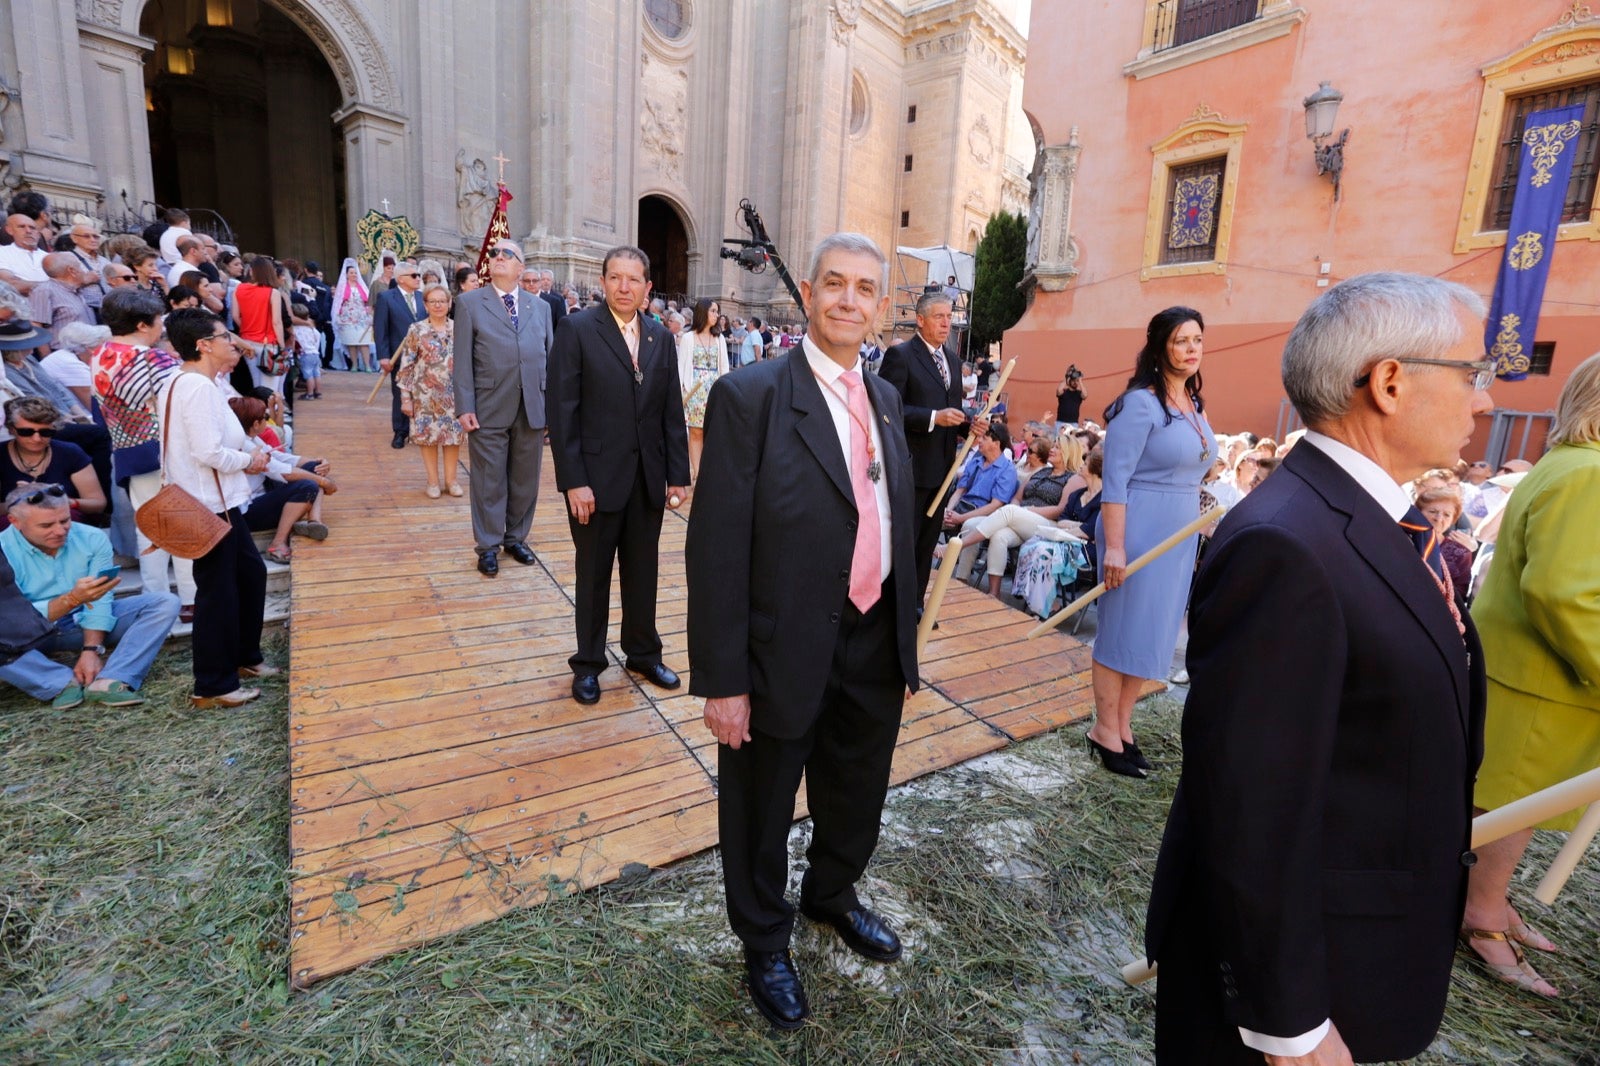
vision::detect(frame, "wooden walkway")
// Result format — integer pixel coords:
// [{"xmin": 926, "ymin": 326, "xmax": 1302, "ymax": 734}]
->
[{"xmin": 286, "ymin": 372, "xmax": 1149, "ymax": 987}]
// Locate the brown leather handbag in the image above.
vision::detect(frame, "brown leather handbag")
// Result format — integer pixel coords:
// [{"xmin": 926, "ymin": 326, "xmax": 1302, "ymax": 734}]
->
[{"xmin": 135, "ymin": 378, "xmax": 231, "ymax": 560}]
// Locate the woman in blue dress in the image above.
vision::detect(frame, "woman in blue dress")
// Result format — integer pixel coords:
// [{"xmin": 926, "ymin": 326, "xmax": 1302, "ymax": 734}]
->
[{"xmin": 1089, "ymin": 307, "xmax": 1215, "ymax": 778}]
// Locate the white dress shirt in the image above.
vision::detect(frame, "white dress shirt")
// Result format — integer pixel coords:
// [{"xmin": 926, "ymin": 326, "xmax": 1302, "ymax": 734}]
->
[
  {"xmin": 916, "ymin": 334, "xmax": 954, "ymax": 432},
  {"xmin": 802, "ymin": 336, "xmax": 893, "ymax": 580},
  {"xmin": 1232, "ymin": 429, "xmax": 1407, "ymax": 1058},
  {"xmin": 156, "ymin": 370, "xmax": 259, "ymax": 513}
]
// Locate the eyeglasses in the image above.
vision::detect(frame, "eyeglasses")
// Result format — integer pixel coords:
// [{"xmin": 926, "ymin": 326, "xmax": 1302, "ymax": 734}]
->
[
  {"xmin": 1353, "ymin": 357, "xmax": 1497, "ymax": 391},
  {"xmin": 487, "ymin": 248, "xmax": 523, "ymax": 262},
  {"xmin": 199, "ymin": 331, "xmax": 232, "ymax": 345},
  {"xmin": 17, "ymin": 484, "xmax": 66, "ymax": 505},
  {"xmin": 11, "ymin": 426, "xmax": 57, "ymax": 438}
]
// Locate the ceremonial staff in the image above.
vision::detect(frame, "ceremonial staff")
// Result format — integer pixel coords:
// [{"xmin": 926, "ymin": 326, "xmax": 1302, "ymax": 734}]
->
[
  {"xmin": 915, "ymin": 533, "xmax": 965, "ymax": 660},
  {"xmin": 925, "ymin": 357, "xmax": 1016, "ymax": 518}
]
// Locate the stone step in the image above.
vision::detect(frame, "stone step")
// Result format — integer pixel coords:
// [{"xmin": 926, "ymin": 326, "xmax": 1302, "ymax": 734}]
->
[{"xmin": 111, "ymin": 529, "xmax": 292, "ymax": 639}]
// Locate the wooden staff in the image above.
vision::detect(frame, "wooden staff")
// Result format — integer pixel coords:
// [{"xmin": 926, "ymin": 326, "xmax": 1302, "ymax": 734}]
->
[
  {"xmin": 1026, "ymin": 505, "xmax": 1227, "ymax": 639},
  {"xmin": 682, "ymin": 376, "xmax": 708, "ymax": 411},
  {"xmin": 916, "ymin": 533, "xmax": 966, "ymax": 660},
  {"xmin": 924, "ymin": 357, "xmax": 1017, "ymax": 518},
  {"xmin": 1534, "ymin": 800, "xmax": 1600, "ymax": 905},
  {"xmin": 1120, "ymin": 764, "xmax": 1600, "ymax": 986},
  {"xmin": 365, "ymin": 370, "xmax": 389, "ymax": 405}
]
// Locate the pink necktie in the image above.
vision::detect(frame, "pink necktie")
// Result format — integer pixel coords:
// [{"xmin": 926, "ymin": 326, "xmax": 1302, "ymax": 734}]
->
[{"xmin": 840, "ymin": 370, "xmax": 882, "ymax": 613}]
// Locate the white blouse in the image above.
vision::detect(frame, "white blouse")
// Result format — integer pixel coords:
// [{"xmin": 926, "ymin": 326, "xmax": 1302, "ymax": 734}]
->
[{"xmin": 156, "ymin": 369, "xmax": 258, "ymax": 513}]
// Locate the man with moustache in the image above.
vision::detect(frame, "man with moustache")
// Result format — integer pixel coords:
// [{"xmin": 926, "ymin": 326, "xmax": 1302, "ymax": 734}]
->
[
  {"xmin": 687, "ymin": 233, "xmax": 919, "ymax": 1030},
  {"xmin": 1144, "ymin": 273, "xmax": 1493, "ymax": 1064},
  {"xmin": 547, "ymin": 246, "xmax": 689, "ymax": 705},
  {"xmin": 878, "ymin": 290, "xmax": 983, "ymax": 601},
  {"xmin": 452, "ymin": 239, "xmax": 552, "ymax": 576},
  {"xmin": 375, "ymin": 260, "xmax": 427, "ymax": 448}
]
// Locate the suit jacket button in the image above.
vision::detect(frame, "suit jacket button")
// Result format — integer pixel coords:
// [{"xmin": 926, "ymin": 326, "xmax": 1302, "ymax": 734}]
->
[
  {"xmin": 829, "ymin": 612, "xmax": 840, "ymax": 623},
  {"xmin": 1223, "ymin": 988, "xmax": 1239, "ymax": 999},
  {"xmin": 1460, "ymin": 850, "xmax": 1478, "ymax": 867},
  {"xmin": 847, "ymin": 520, "xmax": 857, "ymax": 532},
  {"xmin": 840, "ymin": 569, "xmax": 849, "ymax": 580},
  {"xmin": 1219, "ymin": 962, "xmax": 1232, "ymax": 974}
]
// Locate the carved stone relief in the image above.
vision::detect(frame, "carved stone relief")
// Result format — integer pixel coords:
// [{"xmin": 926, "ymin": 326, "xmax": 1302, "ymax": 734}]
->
[
  {"xmin": 830, "ymin": 0, "xmax": 863, "ymax": 45},
  {"xmin": 640, "ymin": 53, "xmax": 688, "ymax": 183},
  {"xmin": 1027, "ymin": 128, "xmax": 1082, "ymax": 292},
  {"xmin": 968, "ymin": 114, "xmax": 995, "ymax": 166}
]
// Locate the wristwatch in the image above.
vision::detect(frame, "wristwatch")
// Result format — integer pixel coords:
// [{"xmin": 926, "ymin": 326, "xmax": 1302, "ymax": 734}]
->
[{"xmin": 82, "ymin": 643, "xmax": 107, "ymax": 657}]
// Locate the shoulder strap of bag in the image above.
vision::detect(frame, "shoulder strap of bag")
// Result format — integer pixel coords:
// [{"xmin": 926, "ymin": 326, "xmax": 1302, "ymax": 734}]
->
[{"xmin": 160, "ymin": 373, "xmax": 228, "ymax": 508}]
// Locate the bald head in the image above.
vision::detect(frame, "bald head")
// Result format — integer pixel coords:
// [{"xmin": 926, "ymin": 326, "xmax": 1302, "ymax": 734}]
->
[
  {"xmin": 41, "ymin": 252, "xmax": 81, "ymax": 281},
  {"xmin": 4, "ymin": 214, "xmax": 38, "ymax": 249}
]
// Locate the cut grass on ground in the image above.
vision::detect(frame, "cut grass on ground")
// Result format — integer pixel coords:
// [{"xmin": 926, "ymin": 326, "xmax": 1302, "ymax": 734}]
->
[{"xmin": 2, "ymin": 644, "xmax": 1597, "ymax": 1064}]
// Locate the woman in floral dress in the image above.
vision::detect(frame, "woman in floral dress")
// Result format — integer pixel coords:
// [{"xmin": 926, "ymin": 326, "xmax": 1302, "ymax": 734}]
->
[
  {"xmin": 395, "ymin": 285, "xmax": 465, "ymax": 498},
  {"xmin": 675, "ymin": 297, "xmax": 729, "ymax": 480}
]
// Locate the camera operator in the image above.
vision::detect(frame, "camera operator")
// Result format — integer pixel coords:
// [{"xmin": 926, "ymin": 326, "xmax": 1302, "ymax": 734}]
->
[{"xmin": 1055, "ymin": 364, "xmax": 1087, "ymax": 428}]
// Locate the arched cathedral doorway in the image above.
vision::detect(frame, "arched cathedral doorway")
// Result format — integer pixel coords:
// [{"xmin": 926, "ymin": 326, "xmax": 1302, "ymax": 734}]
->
[
  {"xmin": 141, "ymin": 0, "xmax": 345, "ymax": 264},
  {"xmin": 637, "ymin": 195, "xmax": 690, "ymax": 303}
]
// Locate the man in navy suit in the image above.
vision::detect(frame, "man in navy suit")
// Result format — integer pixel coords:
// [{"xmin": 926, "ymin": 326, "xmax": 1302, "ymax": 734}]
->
[
  {"xmin": 547, "ymin": 246, "xmax": 689, "ymax": 705},
  {"xmin": 374, "ymin": 260, "xmax": 426, "ymax": 448},
  {"xmin": 538, "ymin": 269, "xmax": 566, "ymax": 327},
  {"xmin": 877, "ymin": 291, "xmax": 982, "ymax": 601},
  {"xmin": 687, "ymin": 233, "xmax": 920, "ymax": 1030},
  {"xmin": 1144, "ymin": 273, "xmax": 1494, "ymax": 1064}
]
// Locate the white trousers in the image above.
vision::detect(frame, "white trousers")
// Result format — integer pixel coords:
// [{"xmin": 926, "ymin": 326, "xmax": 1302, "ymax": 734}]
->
[{"xmin": 954, "ymin": 504, "xmax": 1054, "ymax": 580}]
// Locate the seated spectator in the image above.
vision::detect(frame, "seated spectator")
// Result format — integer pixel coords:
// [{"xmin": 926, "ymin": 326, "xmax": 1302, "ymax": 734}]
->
[
  {"xmin": 1231, "ymin": 452, "xmax": 1260, "ymax": 495},
  {"xmin": 1064, "ymin": 444, "xmax": 1104, "ymax": 550},
  {"xmin": 165, "ymin": 284, "xmax": 200, "ymax": 311},
  {"xmin": 1012, "ymin": 447, "xmax": 1104, "ymax": 617},
  {"xmin": 0, "ymin": 397, "xmax": 105, "ymax": 522},
  {"xmin": 1249, "ymin": 455, "xmax": 1280, "ymax": 489},
  {"xmin": 40, "ymin": 322, "xmax": 110, "ymax": 411},
  {"xmin": 1202, "ymin": 453, "xmax": 1242, "ymax": 510},
  {"xmin": 0, "ymin": 482, "xmax": 179, "ymax": 707},
  {"xmin": 1465, "ymin": 458, "xmax": 1531, "ymax": 526},
  {"xmin": 1015, "ymin": 436, "xmax": 1052, "ymax": 480},
  {"xmin": 942, "ymin": 435, "xmax": 1085, "ymax": 595},
  {"xmin": 228, "ymin": 396, "xmax": 334, "ymax": 564},
  {"xmin": 941, "ymin": 421, "xmax": 1018, "ymax": 531},
  {"xmin": 29, "ymin": 252, "xmax": 96, "ymax": 341},
  {"xmin": 1415, "ymin": 486, "xmax": 1476, "ymax": 608}
]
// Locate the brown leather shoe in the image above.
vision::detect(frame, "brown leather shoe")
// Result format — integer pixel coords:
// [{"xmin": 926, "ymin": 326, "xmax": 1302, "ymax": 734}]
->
[{"xmin": 190, "ymin": 687, "xmax": 261, "ymax": 709}]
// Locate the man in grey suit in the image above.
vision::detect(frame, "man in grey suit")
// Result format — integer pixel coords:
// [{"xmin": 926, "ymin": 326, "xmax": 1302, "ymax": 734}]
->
[{"xmin": 452, "ymin": 238, "xmax": 553, "ymax": 577}]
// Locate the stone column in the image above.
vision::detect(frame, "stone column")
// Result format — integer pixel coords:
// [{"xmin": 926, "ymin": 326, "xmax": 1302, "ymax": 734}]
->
[
  {"xmin": 1027, "ymin": 128, "xmax": 1081, "ymax": 292},
  {"xmin": 335, "ymin": 102, "xmax": 408, "ymax": 257},
  {"xmin": 9, "ymin": 0, "xmax": 103, "ymax": 196},
  {"xmin": 413, "ymin": 0, "xmax": 461, "ymax": 255},
  {"xmin": 75, "ymin": 22, "xmax": 157, "ymax": 212}
]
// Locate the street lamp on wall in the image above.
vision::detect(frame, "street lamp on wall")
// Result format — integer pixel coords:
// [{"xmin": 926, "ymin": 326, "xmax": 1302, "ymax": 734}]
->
[{"xmin": 1304, "ymin": 81, "xmax": 1349, "ymax": 200}]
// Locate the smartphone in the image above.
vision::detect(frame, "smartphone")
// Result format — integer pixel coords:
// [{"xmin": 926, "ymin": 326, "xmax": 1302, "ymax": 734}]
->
[{"xmin": 95, "ymin": 566, "xmax": 121, "ymax": 581}]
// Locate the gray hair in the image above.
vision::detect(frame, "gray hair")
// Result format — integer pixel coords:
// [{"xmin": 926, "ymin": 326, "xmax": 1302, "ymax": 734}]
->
[
  {"xmin": 915, "ymin": 291, "xmax": 954, "ymax": 317},
  {"xmin": 808, "ymin": 232, "xmax": 889, "ymax": 293},
  {"xmin": 666, "ymin": 311, "xmax": 687, "ymax": 327},
  {"xmin": 4, "ymin": 481, "xmax": 69, "ymax": 512},
  {"xmin": 56, "ymin": 322, "xmax": 110, "ymax": 354},
  {"xmin": 1281, "ymin": 272, "xmax": 1485, "ymax": 428},
  {"xmin": 541, "ymin": 269, "xmax": 555, "ymax": 282}
]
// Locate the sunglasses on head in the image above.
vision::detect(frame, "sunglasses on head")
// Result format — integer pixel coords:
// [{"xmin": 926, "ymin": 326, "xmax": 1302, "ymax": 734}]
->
[
  {"xmin": 11, "ymin": 426, "xmax": 57, "ymax": 438},
  {"xmin": 18, "ymin": 484, "xmax": 66, "ymax": 505}
]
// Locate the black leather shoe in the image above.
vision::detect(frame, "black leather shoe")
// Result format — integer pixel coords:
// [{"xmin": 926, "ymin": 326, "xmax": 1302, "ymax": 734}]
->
[
  {"xmin": 801, "ymin": 905, "xmax": 903, "ymax": 962},
  {"xmin": 504, "ymin": 542, "xmax": 537, "ymax": 566},
  {"xmin": 744, "ymin": 948, "xmax": 809, "ymax": 1029},
  {"xmin": 625, "ymin": 660, "xmax": 680, "ymax": 690},
  {"xmin": 391, "ymin": 433, "xmax": 407, "ymax": 449},
  {"xmin": 572, "ymin": 674, "xmax": 601, "ymax": 704},
  {"xmin": 476, "ymin": 550, "xmax": 499, "ymax": 577}
]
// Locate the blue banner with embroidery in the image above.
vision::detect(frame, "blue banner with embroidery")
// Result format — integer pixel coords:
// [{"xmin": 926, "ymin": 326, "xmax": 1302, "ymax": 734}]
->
[
  {"xmin": 1168, "ymin": 173, "xmax": 1220, "ymax": 250},
  {"xmin": 1485, "ymin": 103, "xmax": 1585, "ymax": 380}
]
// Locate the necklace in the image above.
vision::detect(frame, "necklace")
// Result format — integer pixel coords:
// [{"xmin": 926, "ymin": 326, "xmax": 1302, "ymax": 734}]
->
[
  {"xmin": 9, "ymin": 442, "xmax": 50, "ymax": 476},
  {"xmin": 812, "ymin": 368, "xmax": 882, "ymax": 482},
  {"xmin": 1168, "ymin": 390, "xmax": 1209, "ymax": 463}
]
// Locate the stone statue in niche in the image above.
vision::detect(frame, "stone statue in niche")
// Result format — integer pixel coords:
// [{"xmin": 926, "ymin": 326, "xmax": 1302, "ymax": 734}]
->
[{"xmin": 455, "ymin": 150, "xmax": 493, "ymax": 237}]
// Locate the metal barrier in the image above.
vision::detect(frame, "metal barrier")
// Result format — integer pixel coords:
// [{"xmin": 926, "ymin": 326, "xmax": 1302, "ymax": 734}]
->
[{"xmin": 1484, "ymin": 409, "xmax": 1554, "ymax": 466}]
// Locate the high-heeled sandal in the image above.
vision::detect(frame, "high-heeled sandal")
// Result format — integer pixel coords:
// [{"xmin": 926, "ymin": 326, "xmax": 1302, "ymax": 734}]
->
[
  {"xmin": 1087, "ymin": 735, "xmax": 1146, "ymax": 779},
  {"xmin": 1458, "ymin": 927, "xmax": 1559, "ymax": 998}
]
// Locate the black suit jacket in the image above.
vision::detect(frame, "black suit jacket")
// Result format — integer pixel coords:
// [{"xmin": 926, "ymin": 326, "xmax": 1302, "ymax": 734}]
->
[
  {"xmin": 373, "ymin": 286, "xmax": 425, "ymax": 362},
  {"xmin": 686, "ymin": 351, "xmax": 920, "ymax": 738},
  {"xmin": 878, "ymin": 336, "xmax": 964, "ymax": 489},
  {"xmin": 1144, "ymin": 442, "xmax": 1485, "ymax": 1062},
  {"xmin": 547, "ymin": 304, "xmax": 690, "ymax": 512},
  {"xmin": 539, "ymin": 290, "xmax": 566, "ymax": 326}
]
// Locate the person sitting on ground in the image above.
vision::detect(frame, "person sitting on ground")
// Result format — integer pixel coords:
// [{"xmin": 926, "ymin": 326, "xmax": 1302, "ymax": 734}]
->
[
  {"xmin": 0, "ymin": 397, "xmax": 105, "ymax": 523},
  {"xmin": 0, "ymin": 481, "xmax": 179, "ymax": 708},
  {"xmin": 941, "ymin": 421, "xmax": 1018, "ymax": 533},
  {"xmin": 941, "ymin": 434, "xmax": 1085, "ymax": 596},
  {"xmin": 228, "ymin": 396, "xmax": 333, "ymax": 564},
  {"xmin": 39, "ymin": 322, "xmax": 110, "ymax": 411}
]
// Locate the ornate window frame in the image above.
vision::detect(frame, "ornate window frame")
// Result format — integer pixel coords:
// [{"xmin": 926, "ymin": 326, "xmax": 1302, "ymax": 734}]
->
[
  {"xmin": 1124, "ymin": 0, "xmax": 1305, "ymax": 81},
  {"xmin": 1455, "ymin": 22, "xmax": 1600, "ymax": 252},
  {"xmin": 1141, "ymin": 109, "xmax": 1246, "ymax": 280}
]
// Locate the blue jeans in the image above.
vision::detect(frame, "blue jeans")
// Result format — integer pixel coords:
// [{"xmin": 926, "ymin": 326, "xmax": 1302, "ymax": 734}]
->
[{"xmin": 0, "ymin": 591, "xmax": 181, "ymax": 699}]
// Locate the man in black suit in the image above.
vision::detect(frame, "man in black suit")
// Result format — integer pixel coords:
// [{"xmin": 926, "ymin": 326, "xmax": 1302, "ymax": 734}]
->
[
  {"xmin": 537, "ymin": 269, "xmax": 567, "ymax": 327},
  {"xmin": 1144, "ymin": 273, "xmax": 1494, "ymax": 1064},
  {"xmin": 548, "ymin": 245, "xmax": 689, "ymax": 705},
  {"xmin": 878, "ymin": 290, "xmax": 983, "ymax": 601},
  {"xmin": 374, "ymin": 260, "xmax": 426, "ymax": 448},
  {"xmin": 686, "ymin": 233, "xmax": 920, "ymax": 1030}
]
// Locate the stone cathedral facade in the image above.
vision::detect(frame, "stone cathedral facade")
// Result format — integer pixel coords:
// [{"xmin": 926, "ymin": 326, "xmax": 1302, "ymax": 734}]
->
[{"xmin": 1, "ymin": 0, "xmax": 1028, "ymax": 316}]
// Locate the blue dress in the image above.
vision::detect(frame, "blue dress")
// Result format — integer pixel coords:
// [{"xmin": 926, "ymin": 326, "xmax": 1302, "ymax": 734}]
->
[{"xmin": 1093, "ymin": 389, "xmax": 1215, "ymax": 679}]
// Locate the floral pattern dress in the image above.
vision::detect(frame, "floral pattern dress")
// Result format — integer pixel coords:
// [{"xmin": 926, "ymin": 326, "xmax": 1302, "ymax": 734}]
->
[
  {"xmin": 394, "ymin": 320, "xmax": 464, "ymax": 446},
  {"xmin": 683, "ymin": 341, "xmax": 722, "ymax": 429}
]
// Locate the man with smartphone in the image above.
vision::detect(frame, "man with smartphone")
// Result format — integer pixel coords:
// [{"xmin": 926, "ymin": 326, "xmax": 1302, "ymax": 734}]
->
[{"xmin": 0, "ymin": 481, "xmax": 180, "ymax": 708}]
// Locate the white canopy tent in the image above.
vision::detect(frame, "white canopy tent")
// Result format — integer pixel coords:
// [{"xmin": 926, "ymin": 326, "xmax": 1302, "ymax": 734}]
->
[{"xmin": 895, "ymin": 244, "xmax": 974, "ymax": 290}]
